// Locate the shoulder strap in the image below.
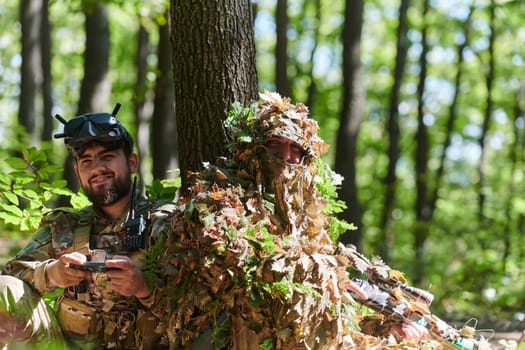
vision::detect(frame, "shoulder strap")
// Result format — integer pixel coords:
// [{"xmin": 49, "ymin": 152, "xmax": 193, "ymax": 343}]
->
[
  {"xmin": 70, "ymin": 206, "xmax": 94, "ymax": 255},
  {"xmin": 44, "ymin": 206, "xmax": 94, "ymax": 257}
]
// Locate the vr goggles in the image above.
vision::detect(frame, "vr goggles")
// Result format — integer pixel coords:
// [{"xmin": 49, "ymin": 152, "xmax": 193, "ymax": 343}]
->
[{"xmin": 53, "ymin": 103, "xmax": 133, "ymax": 157}]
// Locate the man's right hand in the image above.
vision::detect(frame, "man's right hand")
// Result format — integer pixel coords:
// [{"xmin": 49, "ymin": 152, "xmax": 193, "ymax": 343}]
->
[{"xmin": 45, "ymin": 252, "xmax": 90, "ymax": 288}]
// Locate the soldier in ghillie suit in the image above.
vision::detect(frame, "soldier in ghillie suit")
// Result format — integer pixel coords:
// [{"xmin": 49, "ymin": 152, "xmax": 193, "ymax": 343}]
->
[
  {"xmin": 158, "ymin": 92, "xmax": 488, "ymax": 349},
  {"xmin": 0, "ymin": 105, "xmax": 169, "ymax": 349}
]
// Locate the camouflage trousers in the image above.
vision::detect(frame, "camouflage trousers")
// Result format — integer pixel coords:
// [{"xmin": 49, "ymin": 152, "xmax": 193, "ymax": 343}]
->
[
  {"xmin": 0, "ymin": 275, "xmax": 66, "ymax": 349},
  {"xmin": 0, "ymin": 276, "xmax": 166, "ymax": 350}
]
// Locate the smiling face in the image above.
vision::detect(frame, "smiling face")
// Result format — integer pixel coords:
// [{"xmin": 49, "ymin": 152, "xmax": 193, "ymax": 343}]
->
[{"xmin": 74, "ymin": 142, "xmax": 137, "ymax": 211}]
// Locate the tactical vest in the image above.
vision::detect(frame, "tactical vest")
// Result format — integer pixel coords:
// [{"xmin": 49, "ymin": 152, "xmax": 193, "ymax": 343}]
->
[{"xmin": 44, "ymin": 199, "xmax": 168, "ymax": 349}]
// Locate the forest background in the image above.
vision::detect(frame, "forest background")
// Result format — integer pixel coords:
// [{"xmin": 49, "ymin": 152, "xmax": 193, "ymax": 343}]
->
[{"xmin": 1, "ymin": 0, "xmax": 524, "ymax": 330}]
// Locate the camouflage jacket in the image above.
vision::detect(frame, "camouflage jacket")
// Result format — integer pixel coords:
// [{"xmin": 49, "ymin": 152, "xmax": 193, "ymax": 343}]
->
[{"xmin": 3, "ymin": 196, "xmax": 173, "ymax": 349}]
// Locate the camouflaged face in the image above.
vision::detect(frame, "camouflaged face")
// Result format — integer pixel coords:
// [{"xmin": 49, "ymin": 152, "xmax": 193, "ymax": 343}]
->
[{"xmin": 229, "ymin": 91, "xmax": 329, "ymax": 168}]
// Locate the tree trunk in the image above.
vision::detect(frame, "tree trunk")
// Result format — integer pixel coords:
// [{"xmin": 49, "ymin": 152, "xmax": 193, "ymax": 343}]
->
[
  {"xmin": 19, "ymin": 0, "xmax": 43, "ymax": 143},
  {"xmin": 377, "ymin": 0, "xmax": 410, "ymax": 262},
  {"xmin": 413, "ymin": 0, "xmax": 430, "ymax": 284},
  {"xmin": 477, "ymin": 0, "xmax": 496, "ymax": 224},
  {"xmin": 152, "ymin": 11, "xmax": 178, "ymax": 180},
  {"xmin": 171, "ymin": 0, "xmax": 258, "ymax": 184},
  {"xmin": 62, "ymin": 1, "xmax": 111, "ymax": 198},
  {"xmin": 501, "ymin": 88, "xmax": 523, "ymax": 274},
  {"xmin": 41, "ymin": 0, "xmax": 53, "ymax": 141},
  {"xmin": 77, "ymin": 2, "xmax": 111, "ymax": 115},
  {"xmin": 133, "ymin": 22, "xmax": 150, "ymax": 190},
  {"xmin": 275, "ymin": 0, "xmax": 290, "ymax": 98},
  {"xmin": 335, "ymin": 0, "xmax": 365, "ymax": 251}
]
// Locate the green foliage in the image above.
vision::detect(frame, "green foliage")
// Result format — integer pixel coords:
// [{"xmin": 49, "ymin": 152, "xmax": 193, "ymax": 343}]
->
[
  {"xmin": 313, "ymin": 158, "xmax": 356, "ymax": 241},
  {"xmin": 141, "ymin": 238, "xmax": 165, "ymax": 290},
  {"xmin": 0, "ymin": 145, "xmax": 77, "ymax": 234},
  {"xmin": 259, "ymin": 338, "xmax": 275, "ymax": 350},
  {"xmin": 224, "ymin": 101, "xmax": 258, "ymax": 145},
  {"xmin": 146, "ymin": 177, "xmax": 180, "ymax": 201},
  {"xmin": 245, "ymin": 223, "xmax": 276, "ymax": 254}
]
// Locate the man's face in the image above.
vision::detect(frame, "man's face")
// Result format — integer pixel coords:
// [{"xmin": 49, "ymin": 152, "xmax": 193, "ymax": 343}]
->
[
  {"xmin": 264, "ymin": 136, "xmax": 305, "ymax": 165},
  {"xmin": 74, "ymin": 143, "xmax": 137, "ymax": 208},
  {"xmin": 262, "ymin": 136, "xmax": 305, "ymax": 182}
]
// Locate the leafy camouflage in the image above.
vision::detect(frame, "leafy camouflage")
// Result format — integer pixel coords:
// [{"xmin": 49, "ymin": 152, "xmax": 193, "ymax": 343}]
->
[{"xmin": 160, "ymin": 92, "xmax": 489, "ymax": 349}]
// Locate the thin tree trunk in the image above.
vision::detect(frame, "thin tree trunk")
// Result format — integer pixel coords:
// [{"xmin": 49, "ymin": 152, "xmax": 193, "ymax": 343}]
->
[
  {"xmin": 377, "ymin": 0, "xmax": 410, "ymax": 262},
  {"xmin": 305, "ymin": 0, "xmax": 321, "ymax": 110},
  {"xmin": 430, "ymin": 6, "xmax": 474, "ymax": 216},
  {"xmin": 335, "ymin": 0, "xmax": 364, "ymax": 251},
  {"xmin": 62, "ymin": 2, "xmax": 111, "ymax": 199},
  {"xmin": 413, "ymin": 0, "xmax": 430, "ymax": 284},
  {"xmin": 76, "ymin": 2, "xmax": 111, "ymax": 115},
  {"xmin": 171, "ymin": 0, "xmax": 258, "ymax": 184},
  {"xmin": 275, "ymin": 0, "xmax": 290, "ymax": 97},
  {"xmin": 477, "ymin": 0, "xmax": 496, "ymax": 223},
  {"xmin": 501, "ymin": 87, "xmax": 524, "ymax": 273},
  {"xmin": 152, "ymin": 11, "xmax": 177, "ymax": 180},
  {"xmin": 41, "ymin": 0, "xmax": 53, "ymax": 141},
  {"xmin": 19, "ymin": 0, "xmax": 43, "ymax": 143},
  {"xmin": 134, "ymin": 22, "xmax": 150, "ymax": 190}
]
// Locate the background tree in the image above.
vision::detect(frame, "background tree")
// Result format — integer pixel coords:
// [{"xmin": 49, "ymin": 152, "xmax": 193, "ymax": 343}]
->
[
  {"xmin": 152, "ymin": 11, "xmax": 177, "ymax": 181},
  {"xmin": 275, "ymin": 0, "xmax": 290, "ymax": 97},
  {"xmin": 376, "ymin": 0, "xmax": 410, "ymax": 263},
  {"xmin": 413, "ymin": 0, "xmax": 430, "ymax": 284},
  {"xmin": 477, "ymin": 0, "xmax": 496, "ymax": 223},
  {"xmin": 41, "ymin": 0, "xmax": 53, "ymax": 141},
  {"xmin": 335, "ymin": 0, "xmax": 365, "ymax": 251},
  {"xmin": 61, "ymin": 0, "xmax": 111, "ymax": 197},
  {"xmin": 19, "ymin": 0, "xmax": 44, "ymax": 144},
  {"xmin": 133, "ymin": 19, "xmax": 150, "ymax": 187}
]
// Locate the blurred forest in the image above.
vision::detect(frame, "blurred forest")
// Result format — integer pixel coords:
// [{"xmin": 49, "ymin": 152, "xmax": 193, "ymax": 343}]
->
[{"xmin": 1, "ymin": 0, "xmax": 525, "ymax": 327}]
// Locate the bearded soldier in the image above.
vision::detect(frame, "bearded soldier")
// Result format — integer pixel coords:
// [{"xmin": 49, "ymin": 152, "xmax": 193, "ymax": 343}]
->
[
  {"xmin": 157, "ymin": 92, "xmax": 456, "ymax": 349},
  {"xmin": 0, "ymin": 105, "xmax": 168, "ymax": 349}
]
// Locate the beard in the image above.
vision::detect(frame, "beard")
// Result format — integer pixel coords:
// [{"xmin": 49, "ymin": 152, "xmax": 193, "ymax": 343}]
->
[{"xmin": 83, "ymin": 174, "xmax": 132, "ymax": 208}]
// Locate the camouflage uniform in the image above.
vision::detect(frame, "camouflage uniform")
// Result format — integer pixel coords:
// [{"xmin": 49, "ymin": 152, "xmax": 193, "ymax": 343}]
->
[
  {"xmin": 1, "ymin": 196, "xmax": 170, "ymax": 349},
  {"xmin": 160, "ymin": 92, "xmax": 367, "ymax": 349}
]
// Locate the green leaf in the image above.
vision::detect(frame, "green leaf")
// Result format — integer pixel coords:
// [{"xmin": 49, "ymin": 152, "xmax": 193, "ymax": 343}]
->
[
  {"xmin": 0, "ymin": 212, "xmax": 20, "ymax": 225},
  {"xmin": 1, "ymin": 204, "xmax": 23, "ymax": 216},
  {"xmin": 5, "ymin": 157, "xmax": 27, "ymax": 169},
  {"xmin": 0, "ymin": 173, "xmax": 11, "ymax": 185},
  {"xmin": 2, "ymin": 192, "xmax": 19, "ymax": 205}
]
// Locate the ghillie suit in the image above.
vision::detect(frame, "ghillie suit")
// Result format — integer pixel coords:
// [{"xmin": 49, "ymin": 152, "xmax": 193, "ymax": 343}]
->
[{"xmin": 160, "ymin": 92, "xmax": 490, "ymax": 349}]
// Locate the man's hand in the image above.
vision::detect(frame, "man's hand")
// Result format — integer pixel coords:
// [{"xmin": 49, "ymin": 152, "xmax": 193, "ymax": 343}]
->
[
  {"xmin": 45, "ymin": 252, "xmax": 90, "ymax": 288},
  {"xmin": 344, "ymin": 279, "xmax": 368, "ymax": 300},
  {"xmin": 391, "ymin": 319, "xmax": 430, "ymax": 341},
  {"xmin": 105, "ymin": 255, "xmax": 150, "ymax": 298}
]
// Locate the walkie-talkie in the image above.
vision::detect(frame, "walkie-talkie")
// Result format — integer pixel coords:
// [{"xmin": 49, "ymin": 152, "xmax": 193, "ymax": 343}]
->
[{"xmin": 124, "ymin": 176, "xmax": 146, "ymax": 251}]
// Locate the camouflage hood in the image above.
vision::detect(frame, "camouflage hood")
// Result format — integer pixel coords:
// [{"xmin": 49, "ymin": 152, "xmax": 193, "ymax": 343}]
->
[{"xmin": 229, "ymin": 91, "xmax": 329, "ymax": 165}]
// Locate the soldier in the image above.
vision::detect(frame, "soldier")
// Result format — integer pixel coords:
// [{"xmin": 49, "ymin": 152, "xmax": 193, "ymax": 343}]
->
[
  {"xmin": 0, "ymin": 105, "xmax": 168, "ymax": 349},
  {"xmin": 159, "ymin": 92, "xmax": 432, "ymax": 349}
]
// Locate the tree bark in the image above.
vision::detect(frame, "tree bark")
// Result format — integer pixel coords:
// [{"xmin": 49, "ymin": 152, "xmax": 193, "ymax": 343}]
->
[
  {"xmin": 152, "ymin": 11, "xmax": 178, "ymax": 180},
  {"xmin": 19, "ymin": 0, "xmax": 43, "ymax": 143},
  {"xmin": 413, "ymin": 0, "xmax": 430, "ymax": 283},
  {"xmin": 76, "ymin": 2, "xmax": 111, "ymax": 115},
  {"xmin": 477, "ymin": 0, "xmax": 496, "ymax": 224},
  {"xmin": 335, "ymin": 0, "xmax": 365, "ymax": 251},
  {"xmin": 275, "ymin": 0, "xmax": 290, "ymax": 98},
  {"xmin": 41, "ymin": 0, "xmax": 53, "ymax": 141},
  {"xmin": 133, "ymin": 22, "xmax": 150, "ymax": 189},
  {"xmin": 171, "ymin": 0, "xmax": 258, "ymax": 184},
  {"xmin": 62, "ymin": 1, "xmax": 111, "ymax": 197},
  {"xmin": 377, "ymin": 0, "xmax": 410, "ymax": 262}
]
